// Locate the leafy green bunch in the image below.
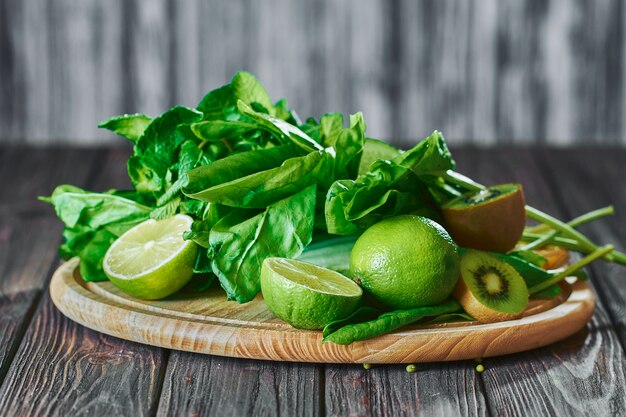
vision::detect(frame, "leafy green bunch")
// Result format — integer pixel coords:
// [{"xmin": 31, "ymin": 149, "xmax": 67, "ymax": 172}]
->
[
  {"xmin": 43, "ymin": 72, "xmax": 458, "ymax": 302},
  {"xmin": 43, "ymin": 71, "xmax": 625, "ymax": 307}
]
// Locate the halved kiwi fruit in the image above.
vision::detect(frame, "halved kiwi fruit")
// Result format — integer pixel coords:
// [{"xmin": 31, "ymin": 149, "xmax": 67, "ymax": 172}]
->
[
  {"xmin": 442, "ymin": 183, "xmax": 526, "ymax": 253},
  {"xmin": 453, "ymin": 250, "xmax": 529, "ymax": 323}
]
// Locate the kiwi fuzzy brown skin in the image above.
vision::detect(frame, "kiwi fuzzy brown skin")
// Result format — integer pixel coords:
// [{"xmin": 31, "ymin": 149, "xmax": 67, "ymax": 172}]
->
[
  {"xmin": 453, "ymin": 278, "xmax": 526, "ymax": 323},
  {"xmin": 442, "ymin": 184, "xmax": 526, "ymax": 253}
]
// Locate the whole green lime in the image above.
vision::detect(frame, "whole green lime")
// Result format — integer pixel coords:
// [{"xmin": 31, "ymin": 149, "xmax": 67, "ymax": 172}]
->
[{"xmin": 349, "ymin": 215, "xmax": 459, "ymax": 309}]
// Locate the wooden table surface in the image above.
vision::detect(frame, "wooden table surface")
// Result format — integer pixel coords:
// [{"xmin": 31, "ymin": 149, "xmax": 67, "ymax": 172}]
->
[{"xmin": 0, "ymin": 145, "xmax": 625, "ymax": 417}]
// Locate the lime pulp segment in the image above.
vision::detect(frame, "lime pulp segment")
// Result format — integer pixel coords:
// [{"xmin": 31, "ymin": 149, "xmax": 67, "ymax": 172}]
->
[
  {"xmin": 104, "ymin": 214, "xmax": 194, "ymax": 279},
  {"xmin": 266, "ymin": 258, "xmax": 362, "ymax": 297}
]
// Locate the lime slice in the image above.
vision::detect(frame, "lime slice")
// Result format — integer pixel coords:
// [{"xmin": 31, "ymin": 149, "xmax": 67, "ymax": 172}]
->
[
  {"xmin": 103, "ymin": 214, "xmax": 198, "ymax": 300},
  {"xmin": 260, "ymin": 257, "xmax": 362, "ymax": 330},
  {"xmin": 358, "ymin": 138, "xmax": 401, "ymax": 175}
]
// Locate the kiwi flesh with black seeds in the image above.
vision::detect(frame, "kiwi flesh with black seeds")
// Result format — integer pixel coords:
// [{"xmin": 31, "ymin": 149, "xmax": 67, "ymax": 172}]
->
[
  {"xmin": 453, "ymin": 250, "xmax": 529, "ymax": 323},
  {"xmin": 442, "ymin": 183, "xmax": 525, "ymax": 253}
]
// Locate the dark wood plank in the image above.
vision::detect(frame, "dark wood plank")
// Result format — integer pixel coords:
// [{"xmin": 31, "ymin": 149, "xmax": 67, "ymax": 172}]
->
[
  {"xmin": 0, "ymin": 291, "xmax": 37, "ymax": 381},
  {"xmin": 0, "ymin": 293, "xmax": 164, "ymax": 417},
  {"xmin": 0, "ymin": 147, "xmax": 99, "ymax": 295},
  {"xmin": 0, "ymin": 147, "xmax": 99, "ymax": 387},
  {"xmin": 0, "ymin": 147, "xmax": 169, "ymax": 416},
  {"xmin": 535, "ymin": 147, "xmax": 626, "ymax": 348},
  {"xmin": 0, "ymin": 146, "xmax": 100, "ymax": 213},
  {"xmin": 157, "ymin": 353, "xmax": 321, "ymax": 417},
  {"xmin": 453, "ymin": 147, "xmax": 626, "ymax": 416},
  {"xmin": 325, "ymin": 362, "xmax": 486, "ymax": 417}
]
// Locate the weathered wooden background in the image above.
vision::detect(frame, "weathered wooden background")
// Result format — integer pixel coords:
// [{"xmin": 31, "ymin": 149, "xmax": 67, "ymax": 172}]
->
[{"xmin": 1, "ymin": 0, "xmax": 625, "ymax": 147}]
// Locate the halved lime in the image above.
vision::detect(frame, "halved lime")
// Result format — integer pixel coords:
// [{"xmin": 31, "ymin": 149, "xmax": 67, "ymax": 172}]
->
[
  {"xmin": 261, "ymin": 257, "xmax": 363, "ymax": 330},
  {"xmin": 103, "ymin": 214, "xmax": 198, "ymax": 300}
]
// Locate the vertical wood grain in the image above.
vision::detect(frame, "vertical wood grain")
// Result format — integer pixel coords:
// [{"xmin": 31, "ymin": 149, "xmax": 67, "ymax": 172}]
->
[
  {"xmin": 325, "ymin": 362, "xmax": 487, "ymax": 417},
  {"xmin": 1, "ymin": 1, "xmax": 625, "ymax": 141},
  {"xmin": 0, "ymin": 294, "xmax": 166, "ymax": 417},
  {"xmin": 536, "ymin": 148, "xmax": 626, "ymax": 347},
  {"xmin": 0, "ymin": 147, "xmax": 98, "ymax": 390},
  {"xmin": 0, "ymin": 292, "xmax": 38, "ymax": 383},
  {"xmin": 0, "ymin": 148, "xmax": 99, "ymax": 295},
  {"xmin": 156, "ymin": 353, "xmax": 321, "ymax": 417}
]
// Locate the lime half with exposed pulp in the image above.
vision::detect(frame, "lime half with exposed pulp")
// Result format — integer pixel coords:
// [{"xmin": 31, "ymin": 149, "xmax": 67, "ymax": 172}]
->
[
  {"xmin": 103, "ymin": 214, "xmax": 197, "ymax": 300},
  {"xmin": 261, "ymin": 257, "xmax": 363, "ymax": 330}
]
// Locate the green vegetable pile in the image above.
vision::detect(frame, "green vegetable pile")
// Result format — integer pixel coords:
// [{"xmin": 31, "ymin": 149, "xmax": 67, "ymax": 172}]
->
[{"xmin": 42, "ymin": 71, "xmax": 626, "ymax": 311}]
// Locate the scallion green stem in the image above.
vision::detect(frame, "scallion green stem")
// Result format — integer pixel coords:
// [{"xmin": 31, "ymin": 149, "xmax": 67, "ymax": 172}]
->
[
  {"xmin": 519, "ymin": 206, "xmax": 614, "ymax": 251},
  {"xmin": 443, "ymin": 170, "xmax": 485, "ymax": 192},
  {"xmin": 521, "ymin": 232, "xmax": 581, "ymax": 248},
  {"xmin": 524, "ymin": 206, "xmax": 597, "ymax": 252},
  {"xmin": 529, "ymin": 245, "xmax": 614, "ymax": 294}
]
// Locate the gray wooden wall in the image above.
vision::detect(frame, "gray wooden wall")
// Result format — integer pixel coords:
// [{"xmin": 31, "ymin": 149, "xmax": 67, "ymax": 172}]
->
[{"xmin": 1, "ymin": 0, "xmax": 625, "ymax": 147}]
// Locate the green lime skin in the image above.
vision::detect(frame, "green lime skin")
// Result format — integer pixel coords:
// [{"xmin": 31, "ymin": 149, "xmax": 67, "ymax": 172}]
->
[
  {"xmin": 106, "ymin": 241, "xmax": 197, "ymax": 300},
  {"xmin": 260, "ymin": 258, "xmax": 362, "ymax": 330},
  {"xmin": 350, "ymin": 215, "xmax": 460, "ymax": 310}
]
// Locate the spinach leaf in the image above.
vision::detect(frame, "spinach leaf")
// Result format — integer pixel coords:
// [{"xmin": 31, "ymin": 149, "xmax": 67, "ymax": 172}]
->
[
  {"xmin": 237, "ymin": 101, "xmax": 323, "ymax": 153},
  {"xmin": 155, "ymin": 140, "xmax": 211, "ymax": 209},
  {"xmin": 42, "ymin": 185, "xmax": 151, "ymax": 232},
  {"xmin": 305, "ymin": 112, "xmax": 366, "ymax": 179},
  {"xmin": 510, "ymin": 250, "xmax": 547, "ymax": 267},
  {"xmin": 191, "ymin": 120, "xmax": 260, "ymax": 142},
  {"xmin": 197, "ymin": 71, "xmax": 284, "ymax": 121},
  {"xmin": 98, "ymin": 113, "xmax": 153, "ymax": 143},
  {"xmin": 322, "ymin": 307, "xmax": 381, "ymax": 338},
  {"xmin": 209, "ymin": 185, "xmax": 317, "ymax": 302},
  {"xmin": 41, "ymin": 185, "xmax": 152, "ymax": 281},
  {"xmin": 128, "ymin": 106, "xmax": 203, "ymax": 194},
  {"xmin": 197, "ymin": 84, "xmax": 236, "ymax": 120},
  {"xmin": 419, "ymin": 312, "xmax": 474, "ymax": 325},
  {"xmin": 324, "ymin": 131, "xmax": 453, "ymax": 235},
  {"xmin": 60, "ymin": 227, "xmax": 118, "ymax": 282},
  {"xmin": 230, "ymin": 71, "xmax": 274, "ymax": 111},
  {"xmin": 324, "ymin": 162, "xmax": 437, "ymax": 235},
  {"xmin": 183, "ymin": 220, "xmax": 212, "ymax": 248},
  {"xmin": 392, "ymin": 130, "xmax": 455, "ymax": 176},
  {"xmin": 183, "ymin": 145, "xmax": 333, "ymax": 208},
  {"xmin": 323, "ymin": 299, "xmax": 462, "ymax": 345}
]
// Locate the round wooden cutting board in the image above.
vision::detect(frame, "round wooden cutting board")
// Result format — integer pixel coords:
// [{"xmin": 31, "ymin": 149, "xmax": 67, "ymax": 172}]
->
[{"xmin": 49, "ymin": 258, "xmax": 595, "ymax": 364}]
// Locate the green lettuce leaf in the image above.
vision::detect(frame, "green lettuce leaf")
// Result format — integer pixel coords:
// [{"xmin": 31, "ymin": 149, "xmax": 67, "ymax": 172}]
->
[
  {"xmin": 209, "ymin": 185, "xmax": 317, "ymax": 302},
  {"xmin": 324, "ymin": 131, "xmax": 453, "ymax": 235},
  {"xmin": 128, "ymin": 106, "xmax": 203, "ymax": 194},
  {"xmin": 237, "ymin": 101, "xmax": 323, "ymax": 154},
  {"xmin": 183, "ymin": 145, "xmax": 333, "ymax": 208},
  {"xmin": 41, "ymin": 185, "xmax": 152, "ymax": 281}
]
